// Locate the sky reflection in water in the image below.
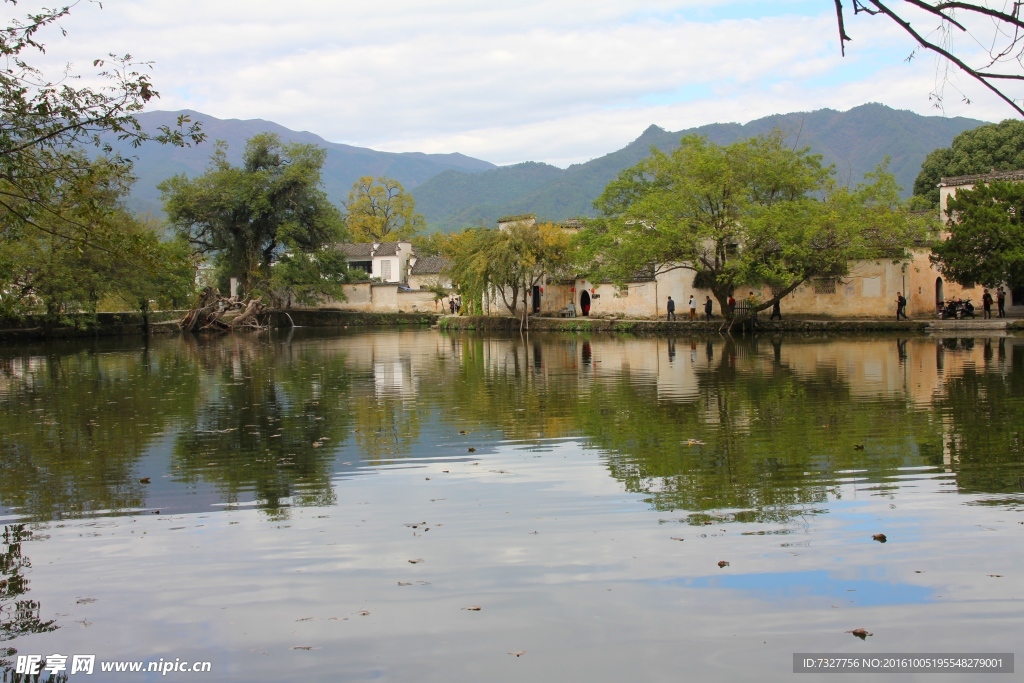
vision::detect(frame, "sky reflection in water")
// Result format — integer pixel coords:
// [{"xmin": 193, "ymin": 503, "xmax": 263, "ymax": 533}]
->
[{"xmin": 0, "ymin": 330, "xmax": 1022, "ymax": 682}]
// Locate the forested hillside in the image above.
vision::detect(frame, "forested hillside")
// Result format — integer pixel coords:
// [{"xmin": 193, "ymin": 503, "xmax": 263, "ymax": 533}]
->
[
  {"xmin": 108, "ymin": 111, "xmax": 496, "ymax": 216},
  {"xmin": 412, "ymin": 103, "xmax": 985, "ymax": 231}
]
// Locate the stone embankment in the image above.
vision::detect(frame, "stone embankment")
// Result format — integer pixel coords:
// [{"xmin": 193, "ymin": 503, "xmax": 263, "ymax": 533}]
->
[{"xmin": 438, "ymin": 315, "xmax": 1024, "ymax": 334}]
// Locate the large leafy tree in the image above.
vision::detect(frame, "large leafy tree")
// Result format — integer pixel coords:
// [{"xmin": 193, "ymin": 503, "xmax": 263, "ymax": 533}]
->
[
  {"xmin": 0, "ymin": 157, "xmax": 195, "ymax": 320},
  {"xmin": 161, "ymin": 134, "xmax": 345, "ymax": 296},
  {"xmin": 913, "ymin": 120, "xmax": 1024, "ymax": 207},
  {"xmin": 582, "ymin": 132, "xmax": 924, "ymax": 323},
  {"xmin": 343, "ymin": 176, "xmax": 425, "ymax": 242},
  {"xmin": 931, "ymin": 180, "xmax": 1024, "ymax": 289}
]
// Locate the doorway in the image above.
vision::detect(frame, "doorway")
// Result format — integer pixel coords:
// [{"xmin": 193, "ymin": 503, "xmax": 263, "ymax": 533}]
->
[
  {"xmin": 532, "ymin": 285, "xmax": 541, "ymax": 314},
  {"xmin": 935, "ymin": 277, "xmax": 944, "ymax": 312},
  {"xmin": 580, "ymin": 290, "xmax": 591, "ymax": 316}
]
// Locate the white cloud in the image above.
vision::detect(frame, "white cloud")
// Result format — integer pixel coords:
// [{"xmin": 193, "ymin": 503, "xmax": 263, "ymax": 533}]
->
[{"xmin": 15, "ymin": 0, "xmax": 1017, "ymax": 166}]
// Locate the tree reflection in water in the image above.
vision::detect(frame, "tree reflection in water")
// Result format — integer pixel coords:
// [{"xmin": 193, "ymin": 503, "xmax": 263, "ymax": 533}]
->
[{"xmin": 0, "ymin": 525, "xmax": 58, "ymax": 672}]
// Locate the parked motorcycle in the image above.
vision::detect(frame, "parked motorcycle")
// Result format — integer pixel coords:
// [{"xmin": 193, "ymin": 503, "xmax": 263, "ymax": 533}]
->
[{"xmin": 939, "ymin": 298, "xmax": 975, "ymax": 319}]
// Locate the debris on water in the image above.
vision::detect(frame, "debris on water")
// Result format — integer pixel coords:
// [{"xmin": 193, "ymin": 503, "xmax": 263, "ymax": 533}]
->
[
  {"xmin": 468, "ymin": 447, "xmax": 476, "ymax": 452},
  {"xmin": 398, "ymin": 582, "xmax": 413, "ymax": 586},
  {"xmin": 76, "ymin": 597, "xmax": 97, "ymax": 604},
  {"xmin": 328, "ymin": 617, "xmax": 347, "ymax": 621},
  {"xmin": 139, "ymin": 477, "xmax": 151, "ymax": 484},
  {"xmin": 872, "ymin": 534, "xmax": 887, "ymax": 543},
  {"xmin": 508, "ymin": 650, "xmax": 526, "ymax": 657},
  {"xmin": 846, "ymin": 628, "xmax": 872, "ymax": 640},
  {"xmin": 408, "ymin": 558, "xmax": 424, "ymax": 564},
  {"xmin": 295, "ymin": 617, "xmax": 314, "ymax": 622},
  {"xmin": 718, "ymin": 561, "xmax": 730, "ymax": 568},
  {"xmin": 459, "ymin": 430, "xmax": 468, "ymax": 434},
  {"xmin": 670, "ymin": 537, "xmax": 685, "ymax": 541},
  {"xmin": 357, "ymin": 610, "xmax": 371, "ymax": 616},
  {"xmin": 854, "ymin": 444, "xmax": 865, "ymax": 450},
  {"xmin": 915, "ymin": 570, "xmax": 923, "ymax": 573},
  {"xmin": 989, "ymin": 574, "xmax": 1004, "ymax": 578},
  {"xmin": 425, "ymin": 477, "xmax": 430, "ymax": 480},
  {"xmin": 291, "ymin": 646, "xmax": 317, "ymax": 650},
  {"xmin": 684, "ymin": 439, "xmax": 704, "ymax": 446},
  {"xmin": 529, "ymin": 531, "xmax": 538, "ymax": 535},
  {"xmin": 463, "ymin": 605, "xmax": 482, "ymax": 611}
]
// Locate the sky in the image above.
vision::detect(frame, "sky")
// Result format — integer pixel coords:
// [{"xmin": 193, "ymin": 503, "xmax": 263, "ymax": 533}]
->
[{"xmin": 22, "ymin": 0, "xmax": 1024, "ymax": 167}]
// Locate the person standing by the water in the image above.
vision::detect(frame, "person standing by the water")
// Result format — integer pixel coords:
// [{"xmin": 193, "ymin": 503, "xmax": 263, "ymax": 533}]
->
[
  {"xmin": 895, "ymin": 292, "xmax": 908, "ymax": 320},
  {"xmin": 449, "ymin": 298, "xmax": 455, "ymax": 315},
  {"xmin": 982, "ymin": 289, "xmax": 994, "ymax": 319},
  {"xmin": 704, "ymin": 296, "xmax": 713, "ymax": 321},
  {"xmin": 688, "ymin": 295, "xmax": 696, "ymax": 321},
  {"xmin": 727, "ymin": 294, "xmax": 735, "ymax": 316},
  {"xmin": 666, "ymin": 296, "xmax": 676, "ymax": 321},
  {"xmin": 997, "ymin": 287, "xmax": 1007, "ymax": 318}
]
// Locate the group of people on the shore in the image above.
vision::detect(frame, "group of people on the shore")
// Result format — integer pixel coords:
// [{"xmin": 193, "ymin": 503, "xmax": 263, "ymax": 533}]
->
[
  {"xmin": 441, "ymin": 296, "xmax": 462, "ymax": 315},
  {"xmin": 896, "ymin": 287, "xmax": 1008, "ymax": 320},
  {"xmin": 666, "ymin": 295, "xmax": 714, "ymax": 322}
]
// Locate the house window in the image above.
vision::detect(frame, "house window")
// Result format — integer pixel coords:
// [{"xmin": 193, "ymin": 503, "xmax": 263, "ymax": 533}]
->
[
  {"xmin": 350, "ymin": 261, "xmax": 371, "ymax": 274},
  {"xmin": 381, "ymin": 260, "xmax": 392, "ymax": 281},
  {"xmin": 812, "ymin": 278, "xmax": 837, "ymax": 294}
]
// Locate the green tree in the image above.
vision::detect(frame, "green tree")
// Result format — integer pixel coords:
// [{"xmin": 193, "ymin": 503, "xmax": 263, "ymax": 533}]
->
[
  {"xmin": 913, "ymin": 120, "xmax": 1024, "ymax": 207},
  {"xmin": 160, "ymin": 134, "xmax": 345, "ymax": 296},
  {"xmin": 931, "ymin": 180, "xmax": 1024, "ymax": 290},
  {"xmin": 584, "ymin": 132, "xmax": 924, "ymax": 325},
  {"xmin": 0, "ymin": 158, "xmax": 195, "ymax": 321},
  {"xmin": 443, "ymin": 221, "xmax": 571, "ymax": 322},
  {"xmin": 343, "ymin": 176, "xmax": 425, "ymax": 242}
]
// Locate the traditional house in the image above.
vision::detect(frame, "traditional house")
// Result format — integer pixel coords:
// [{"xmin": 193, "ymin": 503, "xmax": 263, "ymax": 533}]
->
[
  {"xmin": 407, "ymin": 255, "xmax": 452, "ymax": 291},
  {"xmin": 337, "ymin": 241, "xmax": 414, "ymax": 284}
]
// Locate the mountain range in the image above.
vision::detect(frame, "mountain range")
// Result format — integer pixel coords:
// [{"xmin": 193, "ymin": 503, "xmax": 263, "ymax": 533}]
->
[
  {"xmin": 410, "ymin": 103, "xmax": 986, "ymax": 230},
  {"xmin": 117, "ymin": 104, "xmax": 986, "ymax": 228},
  {"xmin": 110, "ymin": 111, "xmax": 496, "ymax": 216}
]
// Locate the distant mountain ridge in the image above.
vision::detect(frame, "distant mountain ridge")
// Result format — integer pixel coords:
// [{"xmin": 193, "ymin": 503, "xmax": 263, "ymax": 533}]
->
[
  {"xmin": 411, "ymin": 103, "xmax": 987, "ymax": 231},
  {"xmin": 110, "ymin": 111, "xmax": 497, "ymax": 216}
]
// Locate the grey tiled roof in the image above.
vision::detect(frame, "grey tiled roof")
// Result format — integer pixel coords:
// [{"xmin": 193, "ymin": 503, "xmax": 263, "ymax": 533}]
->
[
  {"xmin": 374, "ymin": 242, "xmax": 400, "ymax": 257},
  {"xmin": 939, "ymin": 169, "xmax": 1024, "ymax": 187},
  {"xmin": 410, "ymin": 255, "xmax": 451, "ymax": 275},
  {"xmin": 337, "ymin": 243, "xmax": 373, "ymax": 258}
]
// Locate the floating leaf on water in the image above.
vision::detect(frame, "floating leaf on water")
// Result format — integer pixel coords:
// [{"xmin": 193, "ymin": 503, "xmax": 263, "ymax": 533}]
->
[
  {"xmin": 872, "ymin": 534, "xmax": 887, "ymax": 543},
  {"xmin": 291, "ymin": 646, "xmax": 317, "ymax": 650},
  {"xmin": 357, "ymin": 610, "xmax": 371, "ymax": 616},
  {"xmin": 670, "ymin": 537, "xmax": 685, "ymax": 541},
  {"xmin": 508, "ymin": 650, "xmax": 526, "ymax": 657},
  {"xmin": 684, "ymin": 439, "xmax": 704, "ymax": 446},
  {"xmin": 717, "ymin": 561, "xmax": 730, "ymax": 568},
  {"xmin": 398, "ymin": 582, "xmax": 413, "ymax": 586},
  {"xmin": 459, "ymin": 430, "xmax": 468, "ymax": 434},
  {"xmin": 295, "ymin": 617, "xmax": 314, "ymax": 622},
  {"xmin": 989, "ymin": 574, "xmax": 1004, "ymax": 578},
  {"xmin": 408, "ymin": 558, "xmax": 424, "ymax": 564},
  {"xmin": 846, "ymin": 628, "xmax": 873, "ymax": 640},
  {"xmin": 468, "ymin": 447, "xmax": 476, "ymax": 452},
  {"xmin": 463, "ymin": 605, "xmax": 482, "ymax": 611},
  {"xmin": 139, "ymin": 477, "xmax": 151, "ymax": 484},
  {"xmin": 854, "ymin": 444, "xmax": 865, "ymax": 450}
]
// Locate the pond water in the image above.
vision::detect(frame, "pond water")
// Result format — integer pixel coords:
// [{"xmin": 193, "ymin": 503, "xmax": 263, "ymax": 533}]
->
[{"xmin": 1, "ymin": 329, "xmax": 1023, "ymax": 682}]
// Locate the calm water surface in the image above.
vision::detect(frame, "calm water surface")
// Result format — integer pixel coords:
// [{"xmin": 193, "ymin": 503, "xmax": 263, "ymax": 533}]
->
[{"xmin": 1, "ymin": 329, "xmax": 1023, "ymax": 681}]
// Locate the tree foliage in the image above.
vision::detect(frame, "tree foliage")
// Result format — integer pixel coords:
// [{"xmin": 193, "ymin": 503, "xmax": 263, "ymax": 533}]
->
[
  {"xmin": 0, "ymin": 1, "xmax": 203, "ymax": 246},
  {"xmin": 442, "ymin": 221, "xmax": 572, "ymax": 320},
  {"xmin": 913, "ymin": 120, "xmax": 1024, "ymax": 207},
  {"xmin": 582, "ymin": 132, "xmax": 926, "ymax": 323},
  {"xmin": 343, "ymin": 176, "xmax": 425, "ymax": 242},
  {"xmin": 0, "ymin": 157, "xmax": 195, "ymax": 320},
  {"xmin": 161, "ymin": 134, "xmax": 346, "ymax": 297},
  {"xmin": 931, "ymin": 180, "xmax": 1024, "ymax": 289}
]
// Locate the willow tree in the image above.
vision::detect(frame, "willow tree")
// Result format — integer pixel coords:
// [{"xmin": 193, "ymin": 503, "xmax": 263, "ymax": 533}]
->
[
  {"xmin": 443, "ymin": 221, "xmax": 571, "ymax": 324},
  {"xmin": 583, "ymin": 132, "xmax": 925, "ymax": 325},
  {"xmin": 161, "ymin": 134, "xmax": 344, "ymax": 296}
]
